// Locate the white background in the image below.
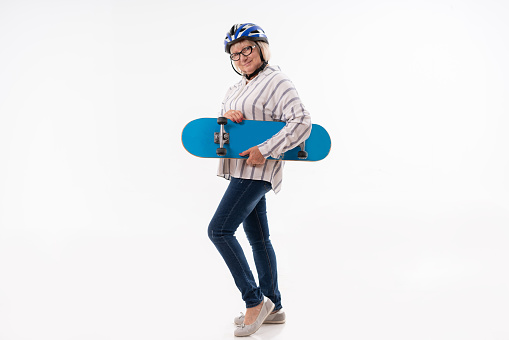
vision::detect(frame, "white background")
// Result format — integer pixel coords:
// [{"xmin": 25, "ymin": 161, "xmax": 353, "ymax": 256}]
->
[{"xmin": 1, "ymin": 0, "xmax": 508, "ymax": 339}]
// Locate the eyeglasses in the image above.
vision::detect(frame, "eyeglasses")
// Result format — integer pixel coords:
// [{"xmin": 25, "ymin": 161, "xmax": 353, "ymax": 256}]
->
[{"xmin": 230, "ymin": 45, "xmax": 257, "ymax": 61}]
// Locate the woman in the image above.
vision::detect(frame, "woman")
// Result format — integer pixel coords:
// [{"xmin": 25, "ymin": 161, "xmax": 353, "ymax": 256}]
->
[{"xmin": 208, "ymin": 23, "xmax": 312, "ymax": 337}]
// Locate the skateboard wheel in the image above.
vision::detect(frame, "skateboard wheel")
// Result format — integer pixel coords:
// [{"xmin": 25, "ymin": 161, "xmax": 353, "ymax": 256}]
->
[
  {"xmin": 297, "ymin": 151, "xmax": 308, "ymax": 159},
  {"xmin": 216, "ymin": 148, "xmax": 227, "ymax": 156},
  {"xmin": 217, "ymin": 117, "xmax": 228, "ymax": 125}
]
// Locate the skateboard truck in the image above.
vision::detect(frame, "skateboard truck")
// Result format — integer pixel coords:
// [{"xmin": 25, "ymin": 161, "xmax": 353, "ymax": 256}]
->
[
  {"xmin": 297, "ymin": 141, "xmax": 308, "ymax": 159},
  {"xmin": 214, "ymin": 117, "xmax": 308, "ymax": 159},
  {"xmin": 215, "ymin": 117, "xmax": 229, "ymax": 156}
]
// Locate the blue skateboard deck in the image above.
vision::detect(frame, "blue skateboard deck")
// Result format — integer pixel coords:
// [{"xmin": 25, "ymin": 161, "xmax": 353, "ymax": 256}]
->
[{"xmin": 182, "ymin": 118, "xmax": 331, "ymax": 161}]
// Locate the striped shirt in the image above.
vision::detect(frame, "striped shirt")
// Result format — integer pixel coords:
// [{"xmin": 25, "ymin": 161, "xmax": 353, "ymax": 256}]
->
[{"xmin": 217, "ymin": 65, "xmax": 312, "ymax": 193}]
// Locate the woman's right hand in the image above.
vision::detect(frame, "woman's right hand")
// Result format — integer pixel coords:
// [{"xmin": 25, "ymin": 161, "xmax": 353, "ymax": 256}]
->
[{"xmin": 223, "ymin": 110, "xmax": 244, "ymax": 123}]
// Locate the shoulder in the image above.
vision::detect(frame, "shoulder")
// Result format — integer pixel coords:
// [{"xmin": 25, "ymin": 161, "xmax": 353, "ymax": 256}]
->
[
  {"xmin": 258, "ymin": 65, "xmax": 295, "ymax": 89},
  {"xmin": 261, "ymin": 65, "xmax": 290, "ymax": 81}
]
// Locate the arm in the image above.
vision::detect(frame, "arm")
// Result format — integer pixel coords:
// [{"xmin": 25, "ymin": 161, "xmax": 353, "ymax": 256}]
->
[{"xmin": 257, "ymin": 80, "xmax": 312, "ymax": 159}]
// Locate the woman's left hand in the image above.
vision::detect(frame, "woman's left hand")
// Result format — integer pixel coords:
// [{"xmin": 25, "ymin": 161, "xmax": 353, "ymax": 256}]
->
[{"xmin": 239, "ymin": 146, "xmax": 266, "ymax": 166}]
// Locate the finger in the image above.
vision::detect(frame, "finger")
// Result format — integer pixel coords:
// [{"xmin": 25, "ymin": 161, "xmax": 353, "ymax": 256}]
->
[
  {"xmin": 239, "ymin": 149, "xmax": 250, "ymax": 157},
  {"xmin": 225, "ymin": 113, "xmax": 236, "ymax": 122},
  {"xmin": 246, "ymin": 156, "xmax": 256, "ymax": 166},
  {"xmin": 233, "ymin": 111, "xmax": 243, "ymax": 122}
]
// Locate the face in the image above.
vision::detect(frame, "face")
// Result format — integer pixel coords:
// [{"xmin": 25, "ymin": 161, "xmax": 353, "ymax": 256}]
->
[{"xmin": 230, "ymin": 40, "xmax": 263, "ymax": 75}]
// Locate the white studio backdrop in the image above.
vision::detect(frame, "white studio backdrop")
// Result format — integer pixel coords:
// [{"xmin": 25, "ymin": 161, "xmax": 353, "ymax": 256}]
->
[{"xmin": 0, "ymin": 0, "xmax": 508, "ymax": 339}]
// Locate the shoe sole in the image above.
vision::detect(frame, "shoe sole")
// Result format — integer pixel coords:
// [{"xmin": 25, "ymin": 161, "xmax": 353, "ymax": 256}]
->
[
  {"xmin": 263, "ymin": 320, "xmax": 286, "ymax": 324},
  {"xmin": 235, "ymin": 313, "xmax": 285, "ymax": 325}
]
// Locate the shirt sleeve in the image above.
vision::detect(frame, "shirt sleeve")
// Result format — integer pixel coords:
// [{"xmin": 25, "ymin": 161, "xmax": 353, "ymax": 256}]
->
[{"xmin": 257, "ymin": 77, "xmax": 312, "ymax": 159}]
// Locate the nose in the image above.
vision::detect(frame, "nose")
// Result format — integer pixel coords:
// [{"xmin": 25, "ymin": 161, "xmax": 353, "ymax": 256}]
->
[{"xmin": 240, "ymin": 53, "xmax": 249, "ymax": 63}]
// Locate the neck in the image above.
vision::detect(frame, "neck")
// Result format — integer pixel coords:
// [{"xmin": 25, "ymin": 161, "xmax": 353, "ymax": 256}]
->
[{"xmin": 245, "ymin": 61, "xmax": 268, "ymax": 81}]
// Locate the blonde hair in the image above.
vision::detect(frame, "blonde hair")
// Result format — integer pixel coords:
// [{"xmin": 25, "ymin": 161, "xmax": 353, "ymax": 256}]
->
[
  {"xmin": 231, "ymin": 41, "xmax": 271, "ymax": 75},
  {"xmin": 257, "ymin": 41, "xmax": 271, "ymax": 62}
]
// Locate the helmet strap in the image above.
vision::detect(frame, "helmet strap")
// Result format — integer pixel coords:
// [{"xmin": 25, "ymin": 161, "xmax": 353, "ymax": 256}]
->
[
  {"xmin": 245, "ymin": 61, "xmax": 268, "ymax": 80},
  {"xmin": 230, "ymin": 59, "xmax": 243, "ymax": 76}
]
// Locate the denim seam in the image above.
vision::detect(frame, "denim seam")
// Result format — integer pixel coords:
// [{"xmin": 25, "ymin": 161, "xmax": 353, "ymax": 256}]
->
[
  {"xmin": 219, "ymin": 180, "xmax": 257, "ymax": 296},
  {"xmin": 253, "ymin": 205, "xmax": 276, "ymax": 301}
]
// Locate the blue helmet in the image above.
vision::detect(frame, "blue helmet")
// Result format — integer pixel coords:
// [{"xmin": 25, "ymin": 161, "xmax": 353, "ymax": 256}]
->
[{"xmin": 224, "ymin": 23, "xmax": 269, "ymax": 53}]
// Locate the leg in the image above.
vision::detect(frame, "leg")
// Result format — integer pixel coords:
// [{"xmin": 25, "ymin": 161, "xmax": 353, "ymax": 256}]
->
[
  {"xmin": 208, "ymin": 178, "xmax": 272, "ymax": 308},
  {"xmin": 243, "ymin": 195, "xmax": 283, "ymax": 311}
]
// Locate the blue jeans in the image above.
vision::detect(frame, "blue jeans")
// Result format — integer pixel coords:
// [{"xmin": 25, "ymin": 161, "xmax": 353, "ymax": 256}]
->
[{"xmin": 208, "ymin": 177, "xmax": 283, "ymax": 310}]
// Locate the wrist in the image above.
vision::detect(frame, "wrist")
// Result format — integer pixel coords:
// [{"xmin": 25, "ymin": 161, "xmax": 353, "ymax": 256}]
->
[{"xmin": 257, "ymin": 144, "xmax": 270, "ymax": 158}]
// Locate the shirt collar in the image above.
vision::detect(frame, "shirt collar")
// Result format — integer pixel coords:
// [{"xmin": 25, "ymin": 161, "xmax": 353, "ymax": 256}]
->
[{"xmin": 239, "ymin": 65, "xmax": 280, "ymax": 85}]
